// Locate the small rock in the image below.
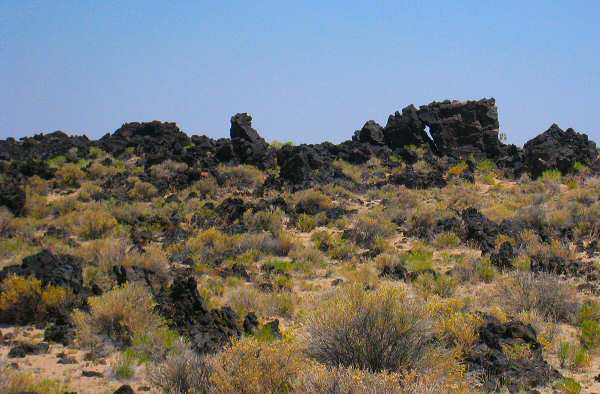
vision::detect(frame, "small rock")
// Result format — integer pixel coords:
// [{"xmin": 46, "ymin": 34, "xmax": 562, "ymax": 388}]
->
[
  {"xmin": 113, "ymin": 385, "xmax": 135, "ymax": 394},
  {"xmin": 82, "ymin": 370, "xmax": 103, "ymax": 378}
]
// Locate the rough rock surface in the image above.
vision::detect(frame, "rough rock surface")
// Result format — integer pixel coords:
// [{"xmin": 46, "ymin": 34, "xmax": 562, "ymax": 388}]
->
[
  {"xmin": 0, "ymin": 180, "xmax": 26, "ymax": 216},
  {"xmin": 353, "ymin": 120, "xmax": 385, "ymax": 145},
  {"xmin": 383, "ymin": 105, "xmax": 435, "ymax": 152},
  {"xmin": 230, "ymin": 113, "xmax": 275, "ymax": 169},
  {"xmin": 467, "ymin": 317, "xmax": 561, "ymax": 393},
  {"xmin": 0, "ymin": 250, "xmax": 84, "ymax": 293},
  {"xmin": 389, "ymin": 167, "xmax": 447, "ymax": 189},
  {"xmin": 0, "ymin": 131, "xmax": 90, "ymax": 162},
  {"xmin": 461, "ymin": 208, "xmax": 498, "ymax": 255},
  {"xmin": 99, "ymin": 121, "xmax": 191, "ymax": 166},
  {"xmin": 155, "ymin": 276, "xmax": 241, "ymax": 354},
  {"xmin": 418, "ymin": 98, "xmax": 502, "ymax": 159},
  {"xmin": 523, "ymin": 123, "xmax": 597, "ymax": 178}
]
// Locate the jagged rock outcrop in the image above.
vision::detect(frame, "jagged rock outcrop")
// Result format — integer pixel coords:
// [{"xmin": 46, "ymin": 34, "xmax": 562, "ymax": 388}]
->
[
  {"xmin": 417, "ymin": 98, "xmax": 503, "ymax": 159},
  {"xmin": 461, "ymin": 208, "xmax": 498, "ymax": 255},
  {"xmin": 0, "ymin": 250, "xmax": 84, "ymax": 294},
  {"xmin": 155, "ymin": 276, "xmax": 242, "ymax": 354},
  {"xmin": 389, "ymin": 167, "xmax": 447, "ymax": 189},
  {"xmin": 353, "ymin": 120, "xmax": 385, "ymax": 145},
  {"xmin": 99, "ymin": 121, "xmax": 191, "ymax": 166},
  {"xmin": 468, "ymin": 317, "xmax": 561, "ymax": 393},
  {"xmin": 523, "ymin": 123, "xmax": 597, "ymax": 178},
  {"xmin": 230, "ymin": 113, "xmax": 275, "ymax": 169},
  {"xmin": 383, "ymin": 104, "xmax": 436, "ymax": 153},
  {"xmin": 0, "ymin": 131, "xmax": 91, "ymax": 162},
  {"xmin": 0, "ymin": 180, "xmax": 26, "ymax": 216}
]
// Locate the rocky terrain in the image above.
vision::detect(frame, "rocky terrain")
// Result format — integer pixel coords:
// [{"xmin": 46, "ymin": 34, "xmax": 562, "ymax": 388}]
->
[{"xmin": 1, "ymin": 98, "xmax": 600, "ymax": 393}]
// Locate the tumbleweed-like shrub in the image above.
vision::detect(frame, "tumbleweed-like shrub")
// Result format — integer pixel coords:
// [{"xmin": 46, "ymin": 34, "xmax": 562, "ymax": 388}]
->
[{"xmin": 304, "ymin": 284, "xmax": 433, "ymax": 372}]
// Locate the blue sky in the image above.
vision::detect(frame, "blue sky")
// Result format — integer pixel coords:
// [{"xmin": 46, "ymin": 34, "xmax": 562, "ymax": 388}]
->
[{"xmin": 1, "ymin": 1, "xmax": 599, "ymax": 145}]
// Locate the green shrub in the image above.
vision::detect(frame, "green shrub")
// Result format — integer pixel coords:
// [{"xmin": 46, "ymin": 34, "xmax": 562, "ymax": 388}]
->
[
  {"xmin": 112, "ymin": 349, "xmax": 137, "ymax": 379},
  {"xmin": 577, "ymin": 300, "xmax": 600, "ymax": 324},
  {"xmin": 433, "ymin": 232, "xmax": 461, "ymax": 248},
  {"xmin": 580, "ymin": 319, "xmax": 600, "ymax": 349},
  {"xmin": 555, "ymin": 378, "xmax": 582, "ymax": 394}
]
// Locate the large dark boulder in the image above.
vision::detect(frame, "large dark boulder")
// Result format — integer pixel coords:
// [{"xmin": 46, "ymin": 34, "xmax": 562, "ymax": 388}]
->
[
  {"xmin": 99, "ymin": 121, "xmax": 191, "ymax": 165},
  {"xmin": 0, "ymin": 250, "xmax": 83, "ymax": 294},
  {"xmin": 0, "ymin": 181, "xmax": 26, "ymax": 216},
  {"xmin": 389, "ymin": 167, "xmax": 447, "ymax": 189},
  {"xmin": 468, "ymin": 317, "xmax": 561, "ymax": 393},
  {"xmin": 523, "ymin": 124, "xmax": 597, "ymax": 178},
  {"xmin": 353, "ymin": 120, "xmax": 385, "ymax": 145},
  {"xmin": 155, "ymin": 276, "xmax": 241, "ymax": 354},
  {"xmin": 417, "ymin": 98, "xmax": 502, "ymax": 159},
  {"xmin": 461, "ymin": 208, "xmax": 498, "ymax": 255},
  {"xmin": 230, "ymin": 113, "xmax": 275, "ymax": 169},
  {"xmin": 0, "ymin": 131, "xmax": 91, "ymax": 162},
  {"xmin": 383, "ymin": 105, "xmax": 435, "ymax": 152}
]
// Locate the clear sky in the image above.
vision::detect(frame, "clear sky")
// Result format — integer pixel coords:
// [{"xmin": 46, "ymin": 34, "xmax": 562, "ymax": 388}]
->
[{"xmin": 1, "ymin": 1, "xmax": 599, "ymax": 146}]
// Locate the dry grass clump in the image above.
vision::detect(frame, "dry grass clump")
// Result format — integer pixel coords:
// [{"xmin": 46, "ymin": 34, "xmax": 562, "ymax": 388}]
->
[
  {"xmin": 493, "ymin": 272, "xmax": 579, "ymax": 323},
  {"xmin": 150, "ymin": 160, "xmax": 189, "ymax": 181},
  {"xmin": 0, "ymin": 367, "xmax": 65, "ymax": 394},
  {"xmin": 56, "ymin": 162, "xmax": 85, "ymax": 186},
  {"xmin": 0, "ymin": 274, "xmax": 72, "ymax": 324},
  {"xmin": 305, "ymin": 284, "xmax": 433, "ymax": 372},
  {"xmin": 123, "ymin": 243, "xmax": 170, "ymax": 279},
  {"xmin": 87, "ymin": 161, "xmax": 118, "ymax": 178},
  {"xmin": 295, "ymin": 364, "xmax": 402, "ymax": 394},
  {"xmin": 219, "ymin": 164, "xmax": 266, "ymax": 189},
  {"xmin": 332, "ymin": 159, "xmax": 362, "ymax": 184},
  {"xmin": 128, "ymin": 180, "xmax": 158, "ymax": 200},
  {"xmin": 64, "ymin": 204, "xmax": 117, "ymax": 239},
  {"xmin": 243, "ymin": 208, "xmax": 285, "ymax": 235},
  {"xmin": 149, "ymin": 340, "xmax": 212, "ymax": 394},
  {"xmin": 72, "ymin": 283, "xmax": 170, "ymax": 354},
  {"xmin": 209, "ymin": 338, "xmax": 302, "ymax": 394},
  {"xmin": 186, "ymin": 228, "xmax": 238, "ymax": 265},
  {"xmin": 192, "ymin": 176, "xmax": 219, "ymax": 198},
  {"xmin": 293, "ymin": 189, "xmax": 332, "ymax": 214},
  {"xmin": 347, "ymin": 208, "xmax": 396, "ymax": 247}
]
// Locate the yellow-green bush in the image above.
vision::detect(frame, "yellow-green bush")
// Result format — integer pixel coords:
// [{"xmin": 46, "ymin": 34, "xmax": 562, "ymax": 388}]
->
[
  {"xmin": 305, "ymin": 284, "xmax": 433, "ymax": 372},
  {"xmin": 209, "ymin": 338, "xmax": 302, "ymax": 394},
  {"xmin": 219, "ymin": 164, "xmax": 266, "ymax": 189},
  {"xmin": 72, "ymin": 283, "xmax": 169, "ymax": 353},
  {"xmin": 0, "ymin": 275, "xmax": 71, "ymax": 324},
  {"xmin": 293, "ymin": 189, "xmax": 332, "ymax": 214}
]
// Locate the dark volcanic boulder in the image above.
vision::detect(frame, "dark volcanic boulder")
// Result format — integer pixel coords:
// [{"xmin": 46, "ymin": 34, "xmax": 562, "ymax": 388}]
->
[
  {"xmin": 0, "ymin": 180, "xmax": 26, "ymax": 216},
  {"xmin": 468, "ymin": 317, "xmax": 560, "ymax": 393},
  {"xmin": 523, "ymin": 124, "xmax": 597, "ymax": 178},
  {"xmin": 461, "ymin": 208, "xmax": 498, "ymax": 255},
  {"xmin": 230, "ymin": 113, "xmax": 275, "ymax": 169},
  {"xmin": 0, "ymin": 131, "xmax": 91, "ymax": 162},
  {"xmin": 156, "ymin": 276, "xmax": 241, "ymax": 354},
  {"xmin": 491, "ymin": 242, "xmax": 516, "ymax": 270},
  {"xmin": 0, "ymin": 250, "xmax": 83, "ymax": 293},
  {"xmin": 277, "ymin": 144, "xmax": 332, "ymax": 186},
  {"xmin": 389, "ymin": 167, "xmax": 447, "ymax": 189},
  {"xmin": 353, "ymin": 120, "xmax": 385, "ymax": 145},
  {"xmin": 383, "ymin": 105, "xmax": 436, "ymax": 152},
  {"xmin": 99, "ymin": 121, "xmax": 191, "ymax": 165},
  {"xmin": 417, "ymin": 98, "xmax": 502, "ymax": 159}
]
